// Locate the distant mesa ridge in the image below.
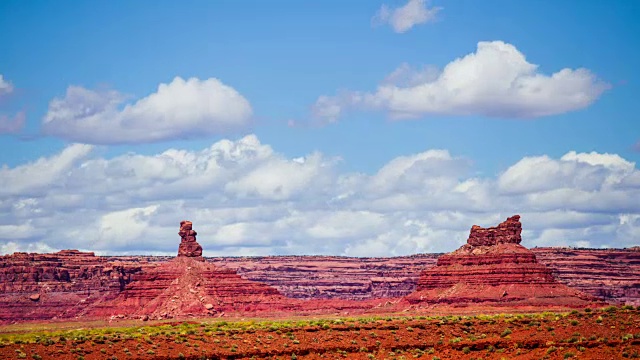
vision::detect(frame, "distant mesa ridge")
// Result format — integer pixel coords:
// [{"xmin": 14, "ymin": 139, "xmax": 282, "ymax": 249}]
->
[{"xmin": 0, "ymin": 215, "xmax": 637, "ymax": 323}]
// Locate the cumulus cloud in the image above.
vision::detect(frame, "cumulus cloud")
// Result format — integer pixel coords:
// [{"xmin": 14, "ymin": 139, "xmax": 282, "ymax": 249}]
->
[
  {"xmin": 497, "ymin": 151, "xmax": 640, "ymax": 214},
  {"xmin": 313, "ymin": 41, "xmax": 609, "ymax": 123},
  {"xmin": 0, "ymin": 135, "xmax": 638, "ymax": 256},
  {"xmin": 43, "ymin": 77, "xmax": 253, "ymax": 144},
  {"xmin": 373, "ymin": 0, "xmax": 441, "ymax": 33},
  {"xmin": 0, "ymin": 143, "xmax": 93, "ymax": 197}
]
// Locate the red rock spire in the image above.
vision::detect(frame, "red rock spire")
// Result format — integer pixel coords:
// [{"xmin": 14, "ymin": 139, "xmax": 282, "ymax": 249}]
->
[{"xmin": 177, "ymin": 220, "xmax": 203, "ymax": 258}]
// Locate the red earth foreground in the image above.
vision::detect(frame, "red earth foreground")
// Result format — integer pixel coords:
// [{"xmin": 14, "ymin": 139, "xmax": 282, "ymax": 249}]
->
[{"xmin": 0, "ymin": 307, "xmax": 639, "ymax": 359}]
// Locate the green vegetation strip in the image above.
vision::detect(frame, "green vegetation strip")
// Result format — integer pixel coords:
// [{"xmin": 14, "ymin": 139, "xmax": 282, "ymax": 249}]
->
[{"xmin": 0, "ymin": 305, "xmax": 637, "ymax": 347}]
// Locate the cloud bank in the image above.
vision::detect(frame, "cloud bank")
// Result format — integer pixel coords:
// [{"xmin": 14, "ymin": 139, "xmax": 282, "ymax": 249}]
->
[
  {"xmin": 312, "ymin": 41, "xmax": 609, "ymax": 122},
  {"xmin": 373, "ymin": 0, "xmax": 441, "ymax": 33},
  {"xmin": 1, "ymin": 135, "xmax": 638, "ymax": 257},
  {"xmin": 43, "ymin": 77, "xmax": 253, "ymax": 144}
]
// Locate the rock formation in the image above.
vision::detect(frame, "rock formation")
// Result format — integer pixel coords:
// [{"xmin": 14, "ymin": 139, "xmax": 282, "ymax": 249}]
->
[
  {"xmin": 177, "ymin": 220, "xmax": 203, "ymax": 258},
  {"xmin": 0, "ymin": 250, "xmax": 151, "ymax": 322},
  {"xmin": 211, "ymin": 255, "xmax": 438, "ymax": 300},
  {"xmin": 534, "ymin": 247, "xmax": 640, "ymax": 306},
  {"xmin": 211, "ymin": 250, "xmax": 639, "ymax": 305},
  {"xmin": 86, "ymin": 256, "xmax": 293, "ymax": 320},
  {"xmin": 405, "ymin": 215, "xmax": 600, "ymax": 308},
  {"xmin": 1, "ymin": 215, "xmax": 638, "ymax": 323},
  {"xmin": 467, "ymin": 215, "xmax": 522, "ymax": 246}
]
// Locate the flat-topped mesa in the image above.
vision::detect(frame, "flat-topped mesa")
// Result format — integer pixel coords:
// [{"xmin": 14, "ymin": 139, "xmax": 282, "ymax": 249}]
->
[
  {"xmin": 177, "ymin": 220, "xmax": 203, "ymax": 259},
  {"xmin": 467, "ymin": 215, "xmax": 522, "ymax": 246}
]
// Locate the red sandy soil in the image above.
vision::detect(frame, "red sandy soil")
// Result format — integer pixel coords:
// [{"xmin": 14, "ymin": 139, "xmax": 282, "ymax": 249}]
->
[{"xmin": 1, "ymin": 308, "xmax": 638, "ymax": 360}]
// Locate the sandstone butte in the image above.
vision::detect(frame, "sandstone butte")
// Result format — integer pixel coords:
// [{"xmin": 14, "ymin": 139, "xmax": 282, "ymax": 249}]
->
[
  {"xmin": 0, "ymin": 217, "xmax": 637, "ymax": 323},
  {"xmin": 405, "ymin": 215, "xmax": 602, "ymax": 309}
]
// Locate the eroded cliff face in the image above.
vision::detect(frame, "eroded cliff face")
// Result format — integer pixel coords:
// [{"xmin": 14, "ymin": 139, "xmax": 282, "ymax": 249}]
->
[
  {"xmin": 0, "ymin": 217, "xmax": 637, "ymax": 323},
  {"xmin": 0, "ymin": 250, "xmax": 157, "ymax": 321},
  {"xmin": 534, "ymin": 247, "xmax": 640, "ymax": 306},
  {"xmin": 85, "ymin": 256, "xmax": 291, "ymax": 320},
  {"xmin": 210, "ymin": 255, "xmax": 438, "ymax": 300},
  {"xmin": 405, "ymin": 216, "xmax": 600, "ymax": 308}
]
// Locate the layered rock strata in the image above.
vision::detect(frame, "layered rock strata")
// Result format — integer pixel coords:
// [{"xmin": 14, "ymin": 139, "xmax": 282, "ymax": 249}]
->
[
  {"xmin": 0, "ymin": 250, "xmax": 151, "ymax": 321},
  {"xmin": 1, "ymin": 216, "xmax": 637, "ymax": 323},
  {"xmin": 85, "ymin": 256, "xmax": 292, "ymax": 319},
  {"xmin": 210, "ymin": 254, "xmax": 438, "ymax": 300},
  {"xmin": 534, "ymin": 247, "xmax": 640, "ymax": 306},
  {"xmin": 405, "ymin": 215, "xmax": 599, "ymax": 307}
]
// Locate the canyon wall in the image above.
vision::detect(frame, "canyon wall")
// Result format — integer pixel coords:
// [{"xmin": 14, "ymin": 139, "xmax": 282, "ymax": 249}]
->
[
  {"xmin": 209, "ymin": 254, "xmax": 438, "ymax": 300},
  {"xmin": 0, "ymin": 250, "xmax": 165, "ymax": 321},
  {"xmin": 0, "ymin": 245, "xmax": 638, "ymax": 322},
  {"xmin": 534, "ymin": 247, "xmax": 640, "ymax": 306}
]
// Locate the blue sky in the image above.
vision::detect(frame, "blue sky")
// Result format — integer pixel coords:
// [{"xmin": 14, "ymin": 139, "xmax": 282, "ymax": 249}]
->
[{"xmin": 0, "ymin": 0, "xmax": 639, "ymax": 256}]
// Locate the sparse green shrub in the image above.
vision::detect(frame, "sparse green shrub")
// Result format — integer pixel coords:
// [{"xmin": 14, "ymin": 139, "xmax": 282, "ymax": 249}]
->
[{"xmin": 501, "ymin": 328, "xmax": 512, "ymax": 337}]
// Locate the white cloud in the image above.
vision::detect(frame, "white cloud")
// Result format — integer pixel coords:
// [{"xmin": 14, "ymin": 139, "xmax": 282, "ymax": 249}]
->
[
  {"xmin": 43, "ymin": 77, "xmax": 253, "ymax": 144},
  {"xmin": 0, "ymin": 74, "xmax": 13, "ymax": 96},
  {"xmin": 373, "ymin": 0, "xmax": 441, "ymax": 33},
  {"xmin": 0, "ymin": 143, "xmax": 93, "ymax": 197},
  {"xmin": 499, "ymin": 151, "xmax": 638, "ymax": 195},
  {"xmin": 0, "ymin": 135, "xmax": 638, "ymax": 256},
  {"xmin": 0, "ymin": 241, "xmax": 57, "ymax": 255},
  {"xmin": 313, "ymin": 41, "xmax": 609, "ymax": 122}
]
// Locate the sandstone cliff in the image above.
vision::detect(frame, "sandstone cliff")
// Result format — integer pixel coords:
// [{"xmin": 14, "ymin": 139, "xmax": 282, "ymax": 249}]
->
[
  {"xmin": 0, "ymin": 250, "xmax": 156, "ymax": 321},
  {"xmin": 1, "ymin": 217, "xmax": 637, "ymax": 323},
  {"xmin": 210, "ymin": 254, "xmax": 438, "ymax": 300},
  {"xmin": 534, "ymin": 247, "xmax": 640, "ymax": 306}
]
